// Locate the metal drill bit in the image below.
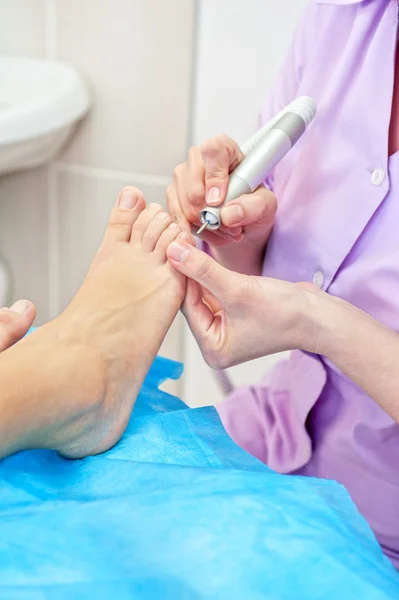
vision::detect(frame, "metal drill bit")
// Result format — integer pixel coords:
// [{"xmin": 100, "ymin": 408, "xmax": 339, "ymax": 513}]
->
[{"xmin": 197, "ymin": 221, "xmax": 210, "ymax": 235}]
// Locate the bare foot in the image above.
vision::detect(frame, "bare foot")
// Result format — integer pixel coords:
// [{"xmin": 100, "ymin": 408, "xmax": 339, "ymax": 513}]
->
[
  {"xmin": 16, "ymin": 187, "xmax": 189, "ymax": 458},
  {"xmin": 0, "ymin": 300, "xmax": 36, "ymax": 352}
]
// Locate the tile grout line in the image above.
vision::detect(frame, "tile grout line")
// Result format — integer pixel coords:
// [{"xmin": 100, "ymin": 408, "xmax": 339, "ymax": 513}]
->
[
  {"xmin": 45, "ymin": 0, "xmax": 60, "ymax": 318},
  {"xmin": 54, "ymin": 161, "xmax": 172, "ymax": 187},
  {"xmin": 47, "ymin": 164, "xmax": 60, "ymax": 319}
]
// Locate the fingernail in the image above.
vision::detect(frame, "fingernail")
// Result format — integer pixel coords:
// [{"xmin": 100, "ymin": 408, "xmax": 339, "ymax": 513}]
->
[
  {"xmin": 207, "ymin": 187, "xmax": 221, "ymax": 206},
  {"xmin": 222, "ymin": 204, "xmax": 244, "ymax": 225},
  {"xmin": 10, "ymin": 299, "xmax": 30, "ymax": 314},
  {"xmin": 118, "ymin": 190, "xmax": 138, "ymax": 210},
  {"xmin": 232, "ymin": 234, "xmax": 244, "ymax": 243},
  {"xmin": 222, "ymin": 226, "xmax": 242, "ymax": 236},
  {"xmin": 168, "ymin": 241, "xmax": 191, "ymax": 263}
]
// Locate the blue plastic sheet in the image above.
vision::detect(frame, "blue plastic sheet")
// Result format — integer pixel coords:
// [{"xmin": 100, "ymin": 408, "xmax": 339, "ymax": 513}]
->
[{"xmin": 1, "ymin": 353, "xmax": 399, "ymax": 599}]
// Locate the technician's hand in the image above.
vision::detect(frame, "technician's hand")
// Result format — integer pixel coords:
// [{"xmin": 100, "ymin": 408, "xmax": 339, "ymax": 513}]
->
[
  {"xmin": 167, "ymin": 238, "xmax": 313, "ymax": 368},
  {"xmin": 167, "ymin": 135, "xmax": 277, "ymax": 248}
]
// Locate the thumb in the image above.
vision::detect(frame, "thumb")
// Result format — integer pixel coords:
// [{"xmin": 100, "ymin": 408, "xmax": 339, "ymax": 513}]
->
[
  {"xmin": 167, "ymin": 235, "xmax": 232, "ymax": 299},
  {"xmin": 221, "ymin": 185, "xmax": 277, "ymax": 228},
  {"xmin": 200, "ymin": 135, "xmax": 244, "ymax": 207}
]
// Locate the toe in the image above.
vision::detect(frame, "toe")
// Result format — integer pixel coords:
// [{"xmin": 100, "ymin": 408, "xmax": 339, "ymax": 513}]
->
[
  {"xmin": 103, "ymin": 187, "xmax": 146, "ymax": 246},
  {"xmin": 0, "ymin": 300, "xmax": 36, "ymax": 352},
  {"xmin": 156, "ymin": 224, "xmax": 189, "ymax": 260},
  {"xmin": 130, "ymin": 203, "xmax": 164, "ymax": 244},
  {"xmin": 141, "ymin": 211, "xmax": 172, "ymax": 253}
]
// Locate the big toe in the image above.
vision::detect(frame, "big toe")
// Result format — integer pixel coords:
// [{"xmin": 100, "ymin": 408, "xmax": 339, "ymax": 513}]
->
[
  {"xmin": 102, "ymin": 187, "xmax": 146, "ymax": 247},
  {"xmin": 0, "ymin": 300, "xmax": 36, "ymax": 352}
]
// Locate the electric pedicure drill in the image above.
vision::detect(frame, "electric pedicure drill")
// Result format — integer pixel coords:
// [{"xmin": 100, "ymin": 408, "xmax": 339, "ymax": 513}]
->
[{"xmin": 197, "ymin": 96, "xmax": 317, "ymax": 235}]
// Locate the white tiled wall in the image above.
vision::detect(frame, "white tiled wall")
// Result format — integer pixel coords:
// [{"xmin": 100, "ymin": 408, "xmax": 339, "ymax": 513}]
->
[
  {"xmin": 0, "ymin": 0, "xmax": 47, "ymax": 58},
  {"xmin": 0, "ymin": 168, "xmax": 50, "ymax": 320},
  {"xmin": 56, "ymin": 0, "xmax": 194, "ymax": 177},
  {"xmin": 0, "ymin": 0, "xmax": 195, "ymax": 395}
]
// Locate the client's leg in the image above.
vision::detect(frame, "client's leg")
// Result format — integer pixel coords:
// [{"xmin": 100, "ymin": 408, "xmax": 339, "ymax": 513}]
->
[
  {"xmin": 0, "ymin": 187, "xmax": 189, "ymax": 459},
  {"xmin": 0, "ymin": 300, "xmax": 36, "ymax": 351}
]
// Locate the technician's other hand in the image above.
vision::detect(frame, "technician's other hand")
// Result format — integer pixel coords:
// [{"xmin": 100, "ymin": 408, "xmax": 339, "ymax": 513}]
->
[
  {"xmin": 0, "ymin": 300, "xmax": 36, "ymax": 352},
  {"xmin": 167, "ymin": 237, "xmax": 314, "ymax": 368},
  {"xmin": 167, "ymin": 135, "xmax": 277, "ymax": 248}
]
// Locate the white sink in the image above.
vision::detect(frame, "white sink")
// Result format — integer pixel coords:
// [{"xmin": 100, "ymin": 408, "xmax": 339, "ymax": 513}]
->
[{"xmin": 0, "ymin": 57, "xmax": 90, "ymax": 175}]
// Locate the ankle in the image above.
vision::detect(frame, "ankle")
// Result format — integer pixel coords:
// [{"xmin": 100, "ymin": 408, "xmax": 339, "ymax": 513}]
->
[{"xmin": 31, "ymin": 321, "xmax": 109, "ymax": 446}]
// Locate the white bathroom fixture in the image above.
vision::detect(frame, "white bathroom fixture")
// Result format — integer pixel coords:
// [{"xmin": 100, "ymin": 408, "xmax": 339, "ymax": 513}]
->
[{"xmin": 0, "ymin": 57, "xmax": 90, "ymax": 175}]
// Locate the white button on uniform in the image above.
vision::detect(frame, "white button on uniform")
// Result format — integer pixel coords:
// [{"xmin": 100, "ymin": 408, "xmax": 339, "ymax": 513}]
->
[
  {"xmin": 313, "ymin": 270, "xmax": 325, "ymax": 288},
  {"xmin": 371, "ymin": 168, "xmax": 385, "ymax": 186}
]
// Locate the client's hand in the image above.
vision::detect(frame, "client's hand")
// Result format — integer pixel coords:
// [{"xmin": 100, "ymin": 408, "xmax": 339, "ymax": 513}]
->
[
  {"xmin": 167, "ymin": 237, "xmax": 317, "ymax": 368},
  {"xmin": 0, "ymin": 300, "xmax": 36, "ymax": 352}
]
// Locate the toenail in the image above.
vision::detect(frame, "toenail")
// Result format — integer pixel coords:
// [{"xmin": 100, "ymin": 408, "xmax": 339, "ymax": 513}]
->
[
  {"xmin": 10, "ymin": 299, "xmax": 30, "ymax": 314},
  {"xmin": 156, "ymin": 212, "xmax": 170, "ymax": 221},
  {"xmin": 118, "ymin": 190, "xmax": 138, "ymax": 210},
  {"xmin": 169, "ymin": 222, "xmax": 179, "ymax": 230},
  {"xmin": 168, "ymin": 241, "xmax": 191, "ymax": 263}
]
